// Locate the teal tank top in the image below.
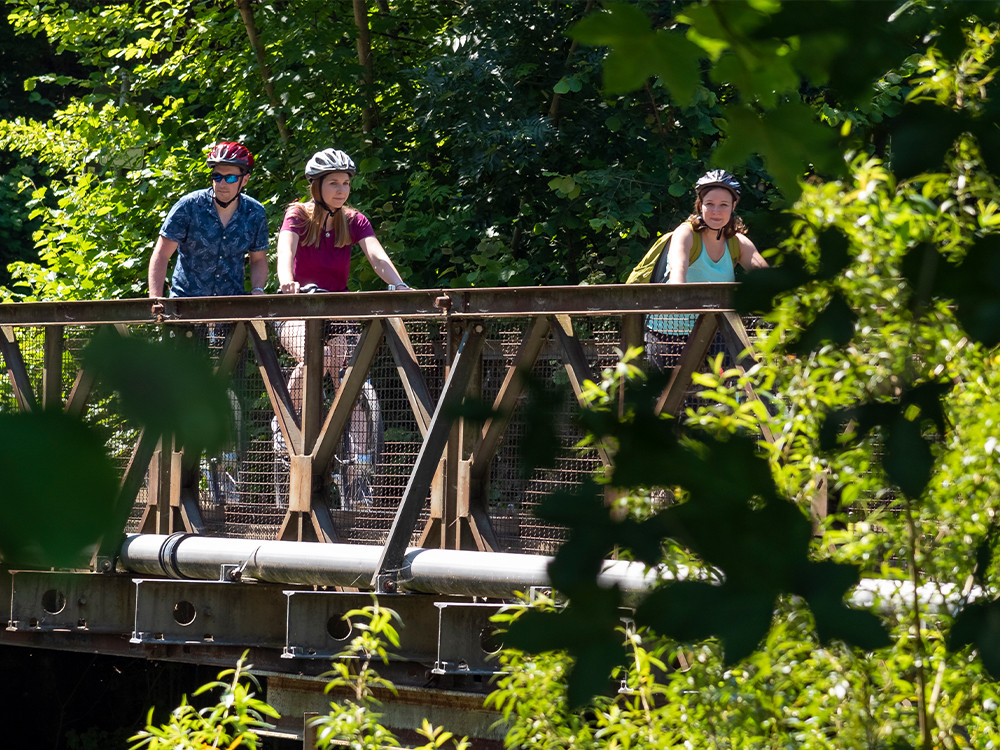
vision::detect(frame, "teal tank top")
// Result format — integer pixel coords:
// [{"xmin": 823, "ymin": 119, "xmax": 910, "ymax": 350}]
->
[{"xmin": 648, "ymin": 236, "xmax": 736, "ymax": 334}]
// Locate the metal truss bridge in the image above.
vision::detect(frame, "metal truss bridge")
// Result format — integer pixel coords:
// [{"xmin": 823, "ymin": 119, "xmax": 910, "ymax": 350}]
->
[{"xmin": 0, "ymin": 284, "xmax": 763, "ymax": 747}]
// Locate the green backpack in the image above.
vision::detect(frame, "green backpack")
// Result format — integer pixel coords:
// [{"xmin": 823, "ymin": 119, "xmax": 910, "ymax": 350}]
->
[{"xmin": 626, "ymin": 224, "xmax": 741, "ymax": 284}]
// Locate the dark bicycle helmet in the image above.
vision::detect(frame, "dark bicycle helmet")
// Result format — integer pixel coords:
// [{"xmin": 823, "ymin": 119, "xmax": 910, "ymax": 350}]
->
[
  {"xmin": 207, "ymin": 141, "xmax": 254, "ymax": 173},
  {"xmin": 695, "ymin": 169, "xmax": 741, "ymax": 200},
  {"xmin": 305, "ymin": 149, "xmax": 356, "ymax": 181}
]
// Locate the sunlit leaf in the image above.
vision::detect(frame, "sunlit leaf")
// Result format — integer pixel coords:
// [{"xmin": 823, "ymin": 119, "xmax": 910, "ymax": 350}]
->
[{"xmin": 713, "ymin": 101, "xmax": 841, "ymax": 202}]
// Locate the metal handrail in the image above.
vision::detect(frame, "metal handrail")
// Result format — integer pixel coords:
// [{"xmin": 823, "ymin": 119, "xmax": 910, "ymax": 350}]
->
[{"xmin": 0, "ymin": 283, "xmax": 736, "ymax": 325}]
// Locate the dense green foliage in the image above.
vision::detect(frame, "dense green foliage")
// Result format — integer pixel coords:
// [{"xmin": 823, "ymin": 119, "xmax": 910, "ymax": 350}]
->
[
  {"xmin": 484, "ymin": 3, "xmax": 1000, "ymax": 748},
  {"xmin": 0, "ymin": 0, "xmax": 789, "ymax": 299},
  {"xmin": 130, "ymin": 606, "xmax": 470, "ymax": 750},
  {"xmin": 6, "ymin": 1, "xmax": 1000, "ymax": 747},
  {"xmin": 129, "ymin": 652, "xmax": 279, "ymax": 749}
]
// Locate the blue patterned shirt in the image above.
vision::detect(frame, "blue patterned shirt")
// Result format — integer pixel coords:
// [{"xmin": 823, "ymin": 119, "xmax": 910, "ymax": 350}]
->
[{"xmin": 159, "ymin": 188, "xmax": 269, "ymax": 297}]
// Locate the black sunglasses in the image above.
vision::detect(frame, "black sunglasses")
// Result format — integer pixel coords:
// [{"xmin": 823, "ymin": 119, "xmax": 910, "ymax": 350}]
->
[{"xmin": 211, "ymin": 173, "xmax": 242, "ymax": 184}]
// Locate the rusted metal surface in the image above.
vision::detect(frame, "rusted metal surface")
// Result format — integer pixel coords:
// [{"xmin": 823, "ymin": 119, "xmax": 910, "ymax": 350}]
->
[{"xmin": 0, "ymin": 284, "xmax": 735, "ymax": 325}]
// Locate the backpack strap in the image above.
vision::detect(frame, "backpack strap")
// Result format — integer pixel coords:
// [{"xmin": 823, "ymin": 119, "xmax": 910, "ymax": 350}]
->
[
  {"xmin": 727, "ymin": 235, "xmax": 742, "ymax": 264},
  {"xmin": 686, "ymin": 231, "xmax": 705, "ymax": 265}
]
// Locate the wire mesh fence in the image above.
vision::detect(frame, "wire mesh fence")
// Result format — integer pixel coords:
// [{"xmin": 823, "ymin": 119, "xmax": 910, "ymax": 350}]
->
[{"xmin": 0, "ymin": 311, "xmax": 771, "ymax": 556}]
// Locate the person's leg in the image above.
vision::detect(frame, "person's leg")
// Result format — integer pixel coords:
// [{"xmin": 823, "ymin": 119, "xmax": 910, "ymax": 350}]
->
[
  {"xmin": 278, "ymin": 319, "xmax": 352, "ymax": 412},
  {"xmin": 323, "ymin": 332, "xmax": 348, "ymax": 389},
  {"xmin": 276, "ymin": 319, "xmax": 307, "ymax": 412}
]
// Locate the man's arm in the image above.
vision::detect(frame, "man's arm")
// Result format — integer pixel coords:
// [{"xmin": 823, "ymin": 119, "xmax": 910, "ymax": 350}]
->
[
  {"xmin": 248, "ymin": 250, "xmax": 268, "ymax": 295},
  {"xmin": 148, "ymin": 236, "xmax": 178, "ymax": 298}
]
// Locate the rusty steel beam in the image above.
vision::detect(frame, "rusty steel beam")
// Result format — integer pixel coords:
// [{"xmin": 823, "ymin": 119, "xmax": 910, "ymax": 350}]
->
[
  {"xmin": 372, "ymin": 323, "xmax": 487, "ymax": 590},
  {"xmin": 0, "ymin": 285, "xmax": 736, "ymax": 326},
  {"xmin": 0, "ymin": 325, "xmax": 38, "ymax": 411},
  {"xmin": 655, "ymin": 312, "xmax": 721, "ymax": 417}
]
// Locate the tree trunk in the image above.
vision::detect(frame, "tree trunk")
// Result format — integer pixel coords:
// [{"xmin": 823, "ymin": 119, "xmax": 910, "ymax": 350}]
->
[
  {"xmin": 353, "ymin": 0, "xmax": 380, "ymax": 135},
  {"xmin": 235, "ymin": 0, "xmax": 291, "ymax": 147},
  {"xmin": 547, "ymin": 0, "xmax": 594, "ymax": 127}
]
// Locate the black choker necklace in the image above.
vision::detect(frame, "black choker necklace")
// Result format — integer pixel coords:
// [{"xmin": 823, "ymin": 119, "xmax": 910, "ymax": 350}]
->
[{"xmin": 320, "ymin": 203, "xmax": 342, "ymax": 238}]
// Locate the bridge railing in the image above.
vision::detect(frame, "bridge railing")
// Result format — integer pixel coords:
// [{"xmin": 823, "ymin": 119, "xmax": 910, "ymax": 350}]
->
[{"xmin": 0, "ymin": 285, "xmax": 763, "ymax": 587}]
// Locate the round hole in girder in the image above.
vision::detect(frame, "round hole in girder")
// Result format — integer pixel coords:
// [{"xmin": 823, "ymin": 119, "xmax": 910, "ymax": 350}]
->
[
  {"xmin": 326, "ymin": 614, "xmax": 352, "ymax": 641},
  {"xmin": 173, "ymin": 600, "xmax": 196, "ymax": 626},
  {"xmin": 480, "ymin": 627, "xmax": 503, "ymax": 655},
  {"xmin": 41, "ymin": 589, "xmax": 66, "ymax": 615}
]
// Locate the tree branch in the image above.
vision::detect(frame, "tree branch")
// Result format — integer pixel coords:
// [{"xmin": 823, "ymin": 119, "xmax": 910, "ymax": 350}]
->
[
  {"xmin": 235, "ymin": 0, "xmax": 290, "ymax": 147},
  {"xmin": 353, "ymin": 0, "xmax": 380, "ymax": 135},
  {"xmin": 547, "ymin": 0, "xmax": 594, "ymax": 127}
]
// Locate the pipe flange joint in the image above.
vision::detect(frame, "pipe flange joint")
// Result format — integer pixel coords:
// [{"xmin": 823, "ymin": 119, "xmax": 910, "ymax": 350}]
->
[{"xmin": 158, "ymin": 532, "xmax": 196, "ymax": 579}]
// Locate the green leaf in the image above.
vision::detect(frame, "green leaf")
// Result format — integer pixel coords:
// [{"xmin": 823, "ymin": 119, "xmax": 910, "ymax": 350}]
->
[
  {"xmin": 637, "ymin": 582, "xmax": 776, "ymax": 664},
  {"xmin": 819, "ymin": 381, "xmax": 950, "ymax": 498},
  {"xmin": 887, "ymin": 104, "xmax": 969, "ymax": 180},
  {"xmin": 795, "ymin": 561, "xmax": 890, "ymax": 651},
  {"xmin": 0, "ymin": 410, "xmax": 122, "ymax": 569},
  {"xmin": 714, "ymin": 101, "xmax": 842, "ymax": 202},
  {"xmin": 504, "ymin": 586, "xmax": 628, "ymax": 707},
  {"xmin": 569, "ymin": 2, "xmax": 651, "ymax": 46},
  {"xmin": 82, "ymin": 328, "xmax": 232, "ymax": 456},
  {"xmin": 940, "ymin": 235, "xmax": 1000, "ymax": 347},
  {"xmin": 734, "ymin": 252, "xmax": 812, "ymax": 313},
  {"xmin": 815, "ymin": 227, "xmax": 852, "ymax": 280},
  {"xmin": 786, "ymin": 292, "xmax": 857, "ymax": 355},
  {"xmin": 948, "ymin": 599, "xmax": 1000, "ymax": 680},
  {"xmin": 884, "ymin": 416, "xmax": 933, "ymax": 499},
  {"xmin": 650, "ymin": 32, "xmax": 704, "ymax": 106}
]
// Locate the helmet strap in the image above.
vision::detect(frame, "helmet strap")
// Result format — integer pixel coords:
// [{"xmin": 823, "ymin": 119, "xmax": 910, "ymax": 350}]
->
[
  {"xmin": 214, "ymin": 191, "xmax": 240, "ymax": 209},
  {"xmin": 212, "ymin": 171, "xmax": 245, "ymax": 209},
  {"xmin": 318, "ymin": 201, "xmax": 342, "ymax": 235}
]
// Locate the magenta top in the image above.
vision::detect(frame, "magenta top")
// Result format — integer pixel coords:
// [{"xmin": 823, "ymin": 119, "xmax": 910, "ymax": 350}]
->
[{"xmin": 281, "ymin": 206, "xmax": 375, "ymax": 291}]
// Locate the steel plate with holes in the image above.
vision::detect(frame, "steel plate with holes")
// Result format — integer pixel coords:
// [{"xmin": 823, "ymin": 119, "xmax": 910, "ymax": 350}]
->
[
  {"xmin": 434, "ymin": 602, "xmax": 511, "ymax": 675},
  {"xmin": 283, "ymin": 590, "xmax": 443, "ymax": 662},
  {"xmin": 9, "ymin": 571, "xmax": 135, "ymax": 633},
  {"xmin": 131, "ymin": 578, "xmax": 290, "ymax": 646}
]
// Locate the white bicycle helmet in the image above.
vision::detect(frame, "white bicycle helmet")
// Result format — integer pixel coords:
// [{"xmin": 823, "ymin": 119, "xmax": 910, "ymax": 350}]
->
[
  {"xmin": 305, "ymin": 149, "xmax": 356, "ymax": 181},
  {"xmin": 695, "ymin": 169, "xmax": 741, "ymax": 201}
]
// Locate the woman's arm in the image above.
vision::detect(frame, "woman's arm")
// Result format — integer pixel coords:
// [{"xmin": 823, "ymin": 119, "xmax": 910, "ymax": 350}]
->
[
  {"xmin": 665, "ymin": 222, "xmax": 696, "ymax": 284},
  {"xmin": 277, "ymin": 229, "xmax": 300, "ymax": 293},
  {"xmin": 737, "ymin": 234, "xmax": 768, "ymax": 271},
  {"xmin": 359, "ymin": 235, "xmax": 409, "ymax": 288}
]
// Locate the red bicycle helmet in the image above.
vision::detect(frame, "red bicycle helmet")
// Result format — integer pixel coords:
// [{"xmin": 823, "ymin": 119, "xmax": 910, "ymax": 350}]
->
[{"xmin": 207, "ymin": 141, "xmax": 254, "ymax": 173}]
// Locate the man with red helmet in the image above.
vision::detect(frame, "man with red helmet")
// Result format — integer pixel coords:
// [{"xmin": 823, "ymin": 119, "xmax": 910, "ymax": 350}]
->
[{"xmin": 148, "ymin": 141, "xmax": 269, "ymax": 298}]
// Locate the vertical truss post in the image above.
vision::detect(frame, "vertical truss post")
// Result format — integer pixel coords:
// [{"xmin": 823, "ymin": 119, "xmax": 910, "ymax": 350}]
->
[
  {"xmin": 418, "ymin": 319, "xmax": 498, "ymax": 552},
  {"xmin": 373, "ymin": 322, "xmax": 485, "ymax": 591},
  {"xmin": 137, "ymin": 436, "xmax": 198, "ymax": 534},
  {"xmin": 42, "ymin": 325, "xmax": 64, "ymax": 411}
]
